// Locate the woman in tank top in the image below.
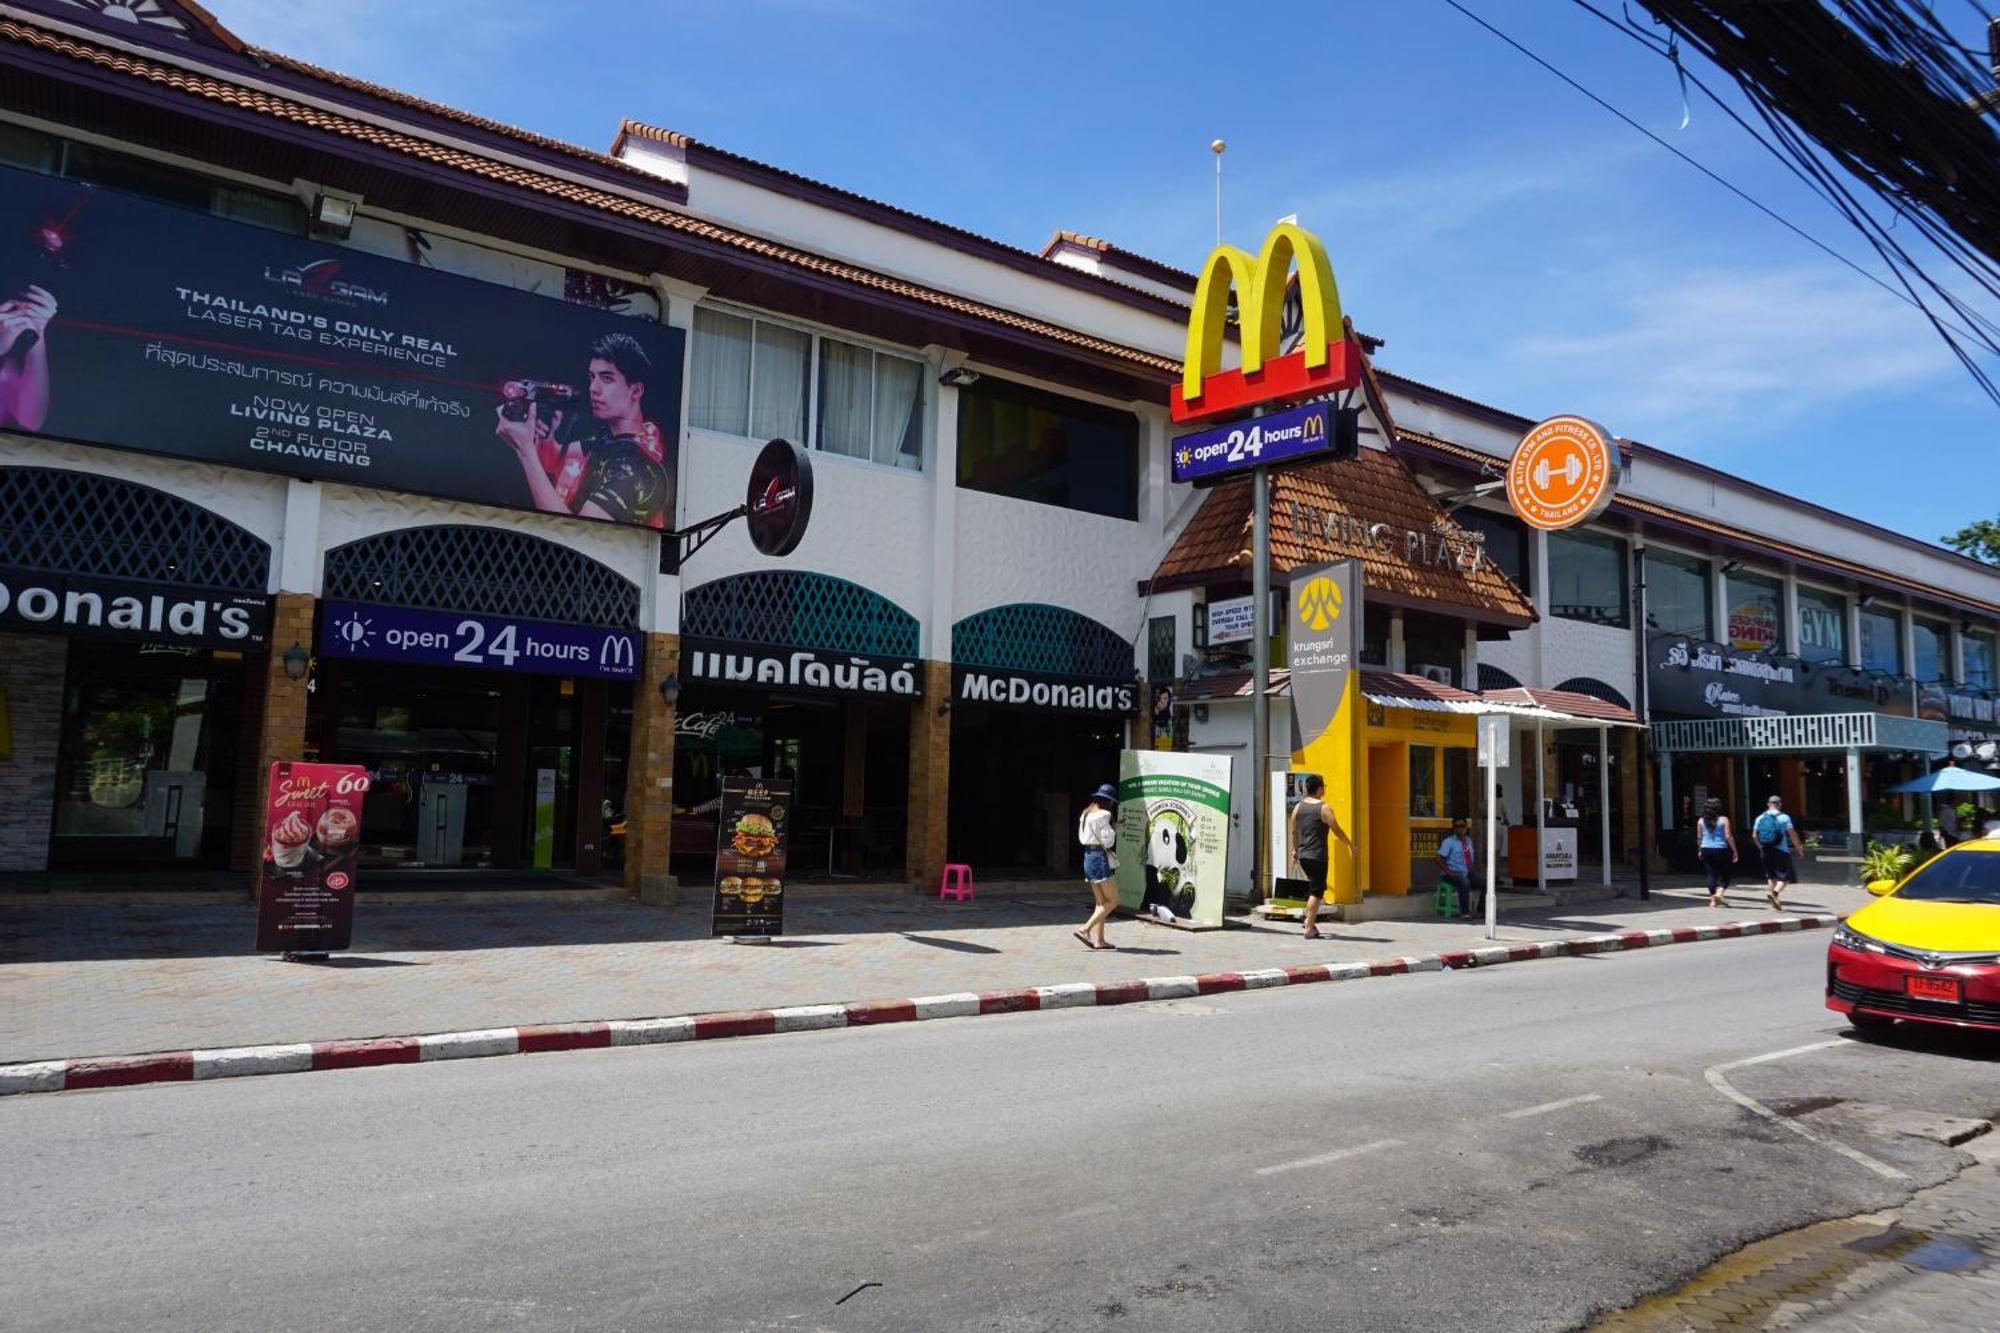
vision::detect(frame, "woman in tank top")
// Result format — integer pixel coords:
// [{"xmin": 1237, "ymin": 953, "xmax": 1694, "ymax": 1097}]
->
[{"xmin": 1695, "ymin": 797, "xmax": 1739, "ymax": 907}]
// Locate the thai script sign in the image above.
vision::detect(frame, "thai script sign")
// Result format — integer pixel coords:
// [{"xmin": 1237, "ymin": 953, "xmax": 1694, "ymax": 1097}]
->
[{"xmin": 682, "ymin": 638, "xmax": 919, "ymax": 697}]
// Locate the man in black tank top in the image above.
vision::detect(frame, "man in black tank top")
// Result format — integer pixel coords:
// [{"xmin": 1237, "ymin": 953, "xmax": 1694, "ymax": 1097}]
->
[{"xmin": 1288, "ymin": 774, "xmax": 1353, "ymax": 940}]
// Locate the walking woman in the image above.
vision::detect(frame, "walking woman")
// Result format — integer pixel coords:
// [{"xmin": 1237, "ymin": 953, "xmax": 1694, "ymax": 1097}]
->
[
  {"xmin": 1696, "ymin": 797, "xmax": 1738, "ymax": 907},
  {"xmin": 1075, "ymin": 783, "xmax": 1121, "ymax": 951}
]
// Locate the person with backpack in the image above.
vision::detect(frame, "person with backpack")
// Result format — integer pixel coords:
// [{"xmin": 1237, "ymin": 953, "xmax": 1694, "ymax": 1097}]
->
[
  {"xmin": 1751, "ymin": 794, "xmax": 1804, "ymax": 910},
  {"xmin": 1695, "ymin": 797, "xmax": 1739, "ymax": 907},
  {"xmin": 1074, "ymin": 783, "xmax": 1121, "ymax": 951}
]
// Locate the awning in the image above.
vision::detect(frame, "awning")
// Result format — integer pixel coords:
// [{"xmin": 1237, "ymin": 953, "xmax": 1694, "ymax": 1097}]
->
[{"xmin": 1177, "ymin": 670, "xmax": 1642, "ymax": 728}]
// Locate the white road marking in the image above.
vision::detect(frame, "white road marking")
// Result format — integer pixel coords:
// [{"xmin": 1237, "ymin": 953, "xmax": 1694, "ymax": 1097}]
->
[
  {"xmin": 1703, "ymin": 1039, "xmax": 1909, "ymax": 1181},
  {"xmin": 1501, "ymin": 1093, "xmax": 1604, "ymax": 1120},
  {"xmin": 1255, "ymin": 1138, "xmax": 1405, "ymax": 1177}
]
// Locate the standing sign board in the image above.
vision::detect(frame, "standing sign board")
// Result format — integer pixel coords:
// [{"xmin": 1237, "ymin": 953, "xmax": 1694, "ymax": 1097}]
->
[
  {"xmin": 1286, "ymin": 560, "xmax": 1363, "ymax": 902},
  {"xmin": 255, "ymin": 762, "xmax": 369, "ymax": 953},
  {"xmin": 711, "ymin": 778, "xmax": 791, "ymax": 938},
  {"xmin": 1114, "ymin": 749, "xmax": 1232, "ymax": 929}
]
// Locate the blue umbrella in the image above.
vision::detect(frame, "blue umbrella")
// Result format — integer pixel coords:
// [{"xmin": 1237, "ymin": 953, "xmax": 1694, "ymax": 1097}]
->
[{"xmin": 1885, "ymin": 767, "xmax": 2000, "ymax": 794}]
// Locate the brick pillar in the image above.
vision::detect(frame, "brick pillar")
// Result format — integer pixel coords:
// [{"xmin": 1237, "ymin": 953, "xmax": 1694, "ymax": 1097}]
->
[
  {"xmin": 905, "ymin": 660, "xmax": 951, "ymax": 891},
  {"xmin": 624, "ymin": 632, "xmax": 679, "ymax": 903},
  {"xmin": 0, "ymin": 633, "xmax": 67, "ymax": 874},
  {"xmin": 245, "ymin": 594, "xmax": 316, "ymax": 901},
  {"xmin": 1619, "ymin": 730, "xmax": 1644, "ymax": 866}
]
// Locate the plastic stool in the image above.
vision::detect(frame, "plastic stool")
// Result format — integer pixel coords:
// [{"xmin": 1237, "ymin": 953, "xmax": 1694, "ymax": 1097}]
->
[
  {"xmin": 1433, "ymin": 880, "xmax": 1458, "ymax": 917},
  {"xmin": 939, "ymin": 864, "xmax": 974, "ymax": 902}
]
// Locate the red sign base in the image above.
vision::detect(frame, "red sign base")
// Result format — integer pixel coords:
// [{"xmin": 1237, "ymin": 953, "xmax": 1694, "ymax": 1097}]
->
[{"xmin": 1170, "ymin": 339, "xmax": 1364, "ymax": 424}]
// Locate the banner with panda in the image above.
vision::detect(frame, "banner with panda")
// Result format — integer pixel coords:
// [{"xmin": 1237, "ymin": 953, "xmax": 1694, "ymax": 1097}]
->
[{"xmin": 1113, "ymin": 749, "xmax": 1232, "ymax": 929}]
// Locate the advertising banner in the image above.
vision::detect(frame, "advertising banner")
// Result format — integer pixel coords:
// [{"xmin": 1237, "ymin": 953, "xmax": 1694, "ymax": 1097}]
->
[
  {"xmin": 1204, "ymin": 594, "xmax": 1255, "ymax": 646},
  {"xmin": 319, "ymin": 600, "xmax": 641, "ymax": 680},
  {"xmin": 711, "ymin": 777, "xmax": 791, "ymax": 938},
  {"xmin": 1115, "ymin": 749, "xmax": 1231, "ymax": 928},
  {"xmin": 1648, "ymin": 632, "xmax": 1904, "ymax": 719},
  {"xmin": 0, "ymin": 566, "xmax": 268, "ymax": 649},
  {"xmin": 255, "ymin": 761, "xmax": 369, "ymax": 953},
  {"xmin": 1288, "ymin": 559, "xmax": 1363, "ymax": 904},
  {"xmin": 1171, "ymin": 401, "xmax": 1335, "ymax": 484},
  {"xmin": 0, "ymin": 165, "xmax": 684, "ymax": 529}
]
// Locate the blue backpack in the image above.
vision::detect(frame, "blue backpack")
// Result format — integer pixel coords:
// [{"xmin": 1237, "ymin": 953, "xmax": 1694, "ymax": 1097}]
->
[{"xmin": 1754, "ymin": 812, "xmax": 1783, "ymax": 847}]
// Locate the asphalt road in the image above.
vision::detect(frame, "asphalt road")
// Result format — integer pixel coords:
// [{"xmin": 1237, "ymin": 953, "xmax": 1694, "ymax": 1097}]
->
[{"xmin": 3, "ymin": 932, "xmax": 1996, "ymax": 1332}]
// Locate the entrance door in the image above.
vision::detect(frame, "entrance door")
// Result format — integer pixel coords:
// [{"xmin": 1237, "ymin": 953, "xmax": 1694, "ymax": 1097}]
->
[
  {"xmin": 326, "ymin": 665, "xmax": 502, "ymax": 868},
  {"xmin": 947, "ymin": 707, "xmax": 1123, "ymax": 874}
]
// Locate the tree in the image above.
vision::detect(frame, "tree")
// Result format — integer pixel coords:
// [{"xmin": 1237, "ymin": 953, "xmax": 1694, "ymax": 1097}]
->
[{"xmin": 1942, "ymin": 516, "xmax": 2000, "ymax": 565}]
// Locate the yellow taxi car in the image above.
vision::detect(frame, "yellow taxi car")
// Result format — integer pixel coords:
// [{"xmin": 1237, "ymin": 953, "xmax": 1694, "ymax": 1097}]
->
[{"xmin": 1827, "ymin": 836, "xmax": 2000, "ymax": 1034}]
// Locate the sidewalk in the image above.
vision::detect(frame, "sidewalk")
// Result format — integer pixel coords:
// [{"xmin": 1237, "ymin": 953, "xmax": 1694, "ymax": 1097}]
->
[{"xmin": 0, "ymin": 877, "xmax": 1867, "ymax": 1068}]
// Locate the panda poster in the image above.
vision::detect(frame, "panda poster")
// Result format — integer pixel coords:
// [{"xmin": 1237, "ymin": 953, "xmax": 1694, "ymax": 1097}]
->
[{"xmin": 1114, "ymin": 750, "xmax": 1232, "ymax": 929}]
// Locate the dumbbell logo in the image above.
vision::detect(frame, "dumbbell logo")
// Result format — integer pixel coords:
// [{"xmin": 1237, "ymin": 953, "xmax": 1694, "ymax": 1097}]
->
[{"xmin": 1531, "ymin": 450, "xmax": 1584, "ymax": 494}]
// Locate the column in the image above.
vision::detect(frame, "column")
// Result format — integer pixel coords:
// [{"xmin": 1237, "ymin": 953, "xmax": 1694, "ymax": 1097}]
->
[
  {"xmin": 574, "ymin": 679, "xmax": 607, "ymax": 876},
  {"xmin": 905, "ymin": 661, "xmax": 952, "ymax": 890},
  {"xmin": 623, "ymin": 632, "xmax": 680, "ymax": 903},
  {"xmin": 1534, "ymin": 719, "xmax": 1547, "ymax": 892},
  {"xmin": 1598, "ymin": 726, "xmax": 1611, "ymax": 886},
  {"xmin": 244, "ymin": 593, "xmax": 316, "ymax": 900},
  {"xmin": 1845, "ymin": 745, "xmax": 1864, "ymax": 870},
  {"xmin": 491, "ymin": 673, "xmax": 530, "ymax": 868}
]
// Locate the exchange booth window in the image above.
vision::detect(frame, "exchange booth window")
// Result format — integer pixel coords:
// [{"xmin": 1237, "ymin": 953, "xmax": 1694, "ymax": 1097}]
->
[
  {"xmin": 1548, "ymin": 529, "xmax": 1628, "ymax": 628},
  {"xmin": 956, "ymin": 376, "xmax": 1139, "ymax": 520}
]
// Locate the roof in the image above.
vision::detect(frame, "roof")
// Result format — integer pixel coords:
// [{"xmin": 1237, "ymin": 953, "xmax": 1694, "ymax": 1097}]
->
[
  {"xmin": 1177, "ymin": 670, "xmax": 1637, "ymax": 726},
  {"xmin": 1042, "ymin": 230, "xmax": 1200, "ymax": 290},
  {"xmin": 1396, "ymin": 426, "xmax": 2000, "ymax": 621},
  {"xmin": 1146, "ymin": 444, "xmax": 1537, "ymax": 627},
  {"xmin": 0, "ymin": 13, "xmax": 1181, "ymax": 383}
]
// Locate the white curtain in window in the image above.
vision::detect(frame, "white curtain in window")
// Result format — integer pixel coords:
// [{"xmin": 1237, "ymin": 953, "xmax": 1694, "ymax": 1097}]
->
[
  {"xmin": 689, "ymin": 308, "xmax": 751, "ymax": 436},
  {"xmin": 817, "ymin": 338, "xmax": 874, "ymax": 459},
  {"xmin": 749, "ymin": 321, "xmax": 809, "ymax": 444},
  {"xmin": 872, "ymin": 354, "xmax": 924, "ymax": 470}
]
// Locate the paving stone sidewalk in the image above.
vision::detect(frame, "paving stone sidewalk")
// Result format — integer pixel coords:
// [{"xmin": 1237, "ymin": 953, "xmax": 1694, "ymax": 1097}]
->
[{"xmin": 0, "ymin": 879, "xmax": 1868, "ymax": 1065}]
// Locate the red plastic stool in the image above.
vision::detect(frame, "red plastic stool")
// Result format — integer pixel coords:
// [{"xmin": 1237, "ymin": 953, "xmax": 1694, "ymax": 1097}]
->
[{"xmin": 939, "ymin": 864, "xmax": 974, "ymax": 901}]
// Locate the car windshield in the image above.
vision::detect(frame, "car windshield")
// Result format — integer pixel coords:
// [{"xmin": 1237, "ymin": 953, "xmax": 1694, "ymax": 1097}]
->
[{"xmin": 1895, "ymin": 849, "xmax": 2000, "ymax": 905}]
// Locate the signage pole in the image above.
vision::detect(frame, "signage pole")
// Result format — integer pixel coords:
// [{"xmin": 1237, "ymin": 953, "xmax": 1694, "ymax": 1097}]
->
[
  {"xmin": 1485, "ymin": 763, "xmax": 1499, "ymax": 940},
  {"xmin": 1250, "ymin": 462, "xmax": 1271, "ymax": 904},
  {"xmin": 1632, "ymin": 545, "xmax": 1652, "ymax": 899}
]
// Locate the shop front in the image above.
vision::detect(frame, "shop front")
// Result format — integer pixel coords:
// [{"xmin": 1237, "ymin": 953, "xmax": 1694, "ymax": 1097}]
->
[
  {"xmin": 946, "ymin": 603, "xmax": 1138, "ymax": 874},
  {"xmin": 0, "ymin": 466, "xmax": 273, "ymax": 874},
  {"xmin": 308, "ymin": 525, "xmax": 642, "ymax": 876},
  {"xmin": 675, "ymin": 570, "xmax": 920, "ymax": 880}
]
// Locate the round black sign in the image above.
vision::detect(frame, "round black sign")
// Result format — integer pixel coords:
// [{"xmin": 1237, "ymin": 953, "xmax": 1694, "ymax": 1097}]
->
[{"xmin": 745, "ymin": 438, "xmax": 814, "ymax": 558}]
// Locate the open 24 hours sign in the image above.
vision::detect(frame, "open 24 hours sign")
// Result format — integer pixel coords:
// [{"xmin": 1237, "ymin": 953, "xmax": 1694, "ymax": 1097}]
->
[
  {"xmin": 319, "ymin": 600, "xmax": 641, "ymax": 680},
  {"xmin": 1171, "ymin": 402, "xmax": 1335, "ymax": 485}
]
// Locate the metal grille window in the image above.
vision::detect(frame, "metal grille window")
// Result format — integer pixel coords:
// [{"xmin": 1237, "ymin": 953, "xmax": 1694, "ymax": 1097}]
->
[
  {"xmin": 323, "ymin": 526, "xmax": 638, "ymax": 627},
  {"xmin": 683, "ymin": 571, "xmax": 918, "ymax": 657},
  {"xmin": 952, "ymin": 603, "xmax": 1134, "ymax": 678},
  {"xmin": 1554, "ymin": 677, "xmax": 1632, "ymax": 711},
  {"xmin": 0, "ymin": 466, "xmax": 269, "ymax": 589},
  {"xmin": 1147, "ymin": 616, "xmax": 1176, "ymax": 683}
]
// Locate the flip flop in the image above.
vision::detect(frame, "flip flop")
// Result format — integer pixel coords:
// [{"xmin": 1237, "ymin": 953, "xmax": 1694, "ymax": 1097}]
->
[{"xmin": 1072, "ymin": 930, "xmax": 1095, "ymax": 950}]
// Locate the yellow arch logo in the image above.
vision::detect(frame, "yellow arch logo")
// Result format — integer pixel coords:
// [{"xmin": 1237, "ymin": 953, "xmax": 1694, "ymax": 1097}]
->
[{"xmin": 1296, "ymin": 575, "xmax": 1343, "ymax": 632}]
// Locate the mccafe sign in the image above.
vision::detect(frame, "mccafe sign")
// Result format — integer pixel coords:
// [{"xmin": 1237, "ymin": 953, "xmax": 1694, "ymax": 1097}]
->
[
  {"xmin": 0, "ymin": 566, "xmax": 270, "ymax": 649},
  {"xmin": 953, "ymin": 667, "xmax": 1137, "ymax": 715},
  {"xmin": 1649, "ymin": 633, "xmax": 1902, "ymax": 720}
]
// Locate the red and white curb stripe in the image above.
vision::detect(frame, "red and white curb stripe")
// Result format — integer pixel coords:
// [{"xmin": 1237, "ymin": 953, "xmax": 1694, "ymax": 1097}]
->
[{"xmin": 0, "ymin": 913, "xmax": 1838, "ymax": 1098}]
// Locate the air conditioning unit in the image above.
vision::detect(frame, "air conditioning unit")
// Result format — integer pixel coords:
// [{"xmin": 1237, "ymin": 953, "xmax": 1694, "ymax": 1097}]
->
[{"xmin": 1416, "ymin": 664, "xmax": 1455, "ymax": 687}]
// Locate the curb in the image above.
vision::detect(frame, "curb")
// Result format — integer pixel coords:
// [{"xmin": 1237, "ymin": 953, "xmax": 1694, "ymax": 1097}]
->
[{"xmin": 0, "ymin": 913, "xmax": 1840, "ymax": 1099}]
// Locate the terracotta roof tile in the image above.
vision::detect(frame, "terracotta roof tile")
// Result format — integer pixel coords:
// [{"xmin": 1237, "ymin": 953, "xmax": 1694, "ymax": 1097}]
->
[
  {"xmin": 1149, "ymin": 446, "xmax": 1536, "ymax": 626},
  {"xmin": 0, "ymin": 17, "xmax": 1180, "ymax": 380},
  {"xmin": 1482, "ymin": 687, "xmax": 1638, "ymax": 725}
]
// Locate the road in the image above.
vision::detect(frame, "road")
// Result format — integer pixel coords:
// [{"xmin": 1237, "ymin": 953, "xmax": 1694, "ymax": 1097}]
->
[{"xmin": 3, "ymin": 931, "xmax": 1995, "ymax": 1332}]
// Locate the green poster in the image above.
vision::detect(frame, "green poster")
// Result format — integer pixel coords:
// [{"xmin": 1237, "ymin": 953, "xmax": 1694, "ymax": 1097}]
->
[
  {"xmin": 532, "ymin": 767, "xmax": 557, "ymax": 869},
  {"xmin": 1114, "ymin": 749, "xmax": 1232, "ymax": 928}
]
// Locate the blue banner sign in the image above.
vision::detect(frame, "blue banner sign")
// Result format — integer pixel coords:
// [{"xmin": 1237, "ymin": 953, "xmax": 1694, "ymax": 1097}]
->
[
  {"xmin": 1171, "ymin": 402, "xmax": 1334, "ymax": 484},
  {"xmin": 319, "ymin": 600, "xmax": 641, "ymax": 679}
]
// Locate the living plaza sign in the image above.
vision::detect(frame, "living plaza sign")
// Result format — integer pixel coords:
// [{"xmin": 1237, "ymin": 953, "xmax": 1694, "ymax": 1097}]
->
[
  {"xmin": 1170, "ymin": 222, "xmax": 1363, "ymax": 424},
  {"xmin": 0, "ymin": 566, "xmax": 269, "ymax": 649},
  {"xmin": 1286, "ymin": 504, "xmax": 1490, "ymax": 573},
  {"xmin": 953, "ymin": 667, "xmax": 1137, "ymax": 714}
]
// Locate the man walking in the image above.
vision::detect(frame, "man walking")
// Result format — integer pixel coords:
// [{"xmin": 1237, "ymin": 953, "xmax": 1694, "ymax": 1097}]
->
[
  {"xmin": 1288, "ymin": 774, "xmax": 1353, "ymax": 940},
  {"xmin": 1751, "ymin": 794, "xmax": 1805, "ymax": 910},
  {"xmin": 1436, "ymin": 816, "xmax": 1478, "ymax": 918}
]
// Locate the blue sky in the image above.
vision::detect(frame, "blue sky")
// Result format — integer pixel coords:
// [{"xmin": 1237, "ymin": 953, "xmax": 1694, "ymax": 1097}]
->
[{"xmin": 204, "ymin": 0, "xmax": 1998, "ymax": 549}]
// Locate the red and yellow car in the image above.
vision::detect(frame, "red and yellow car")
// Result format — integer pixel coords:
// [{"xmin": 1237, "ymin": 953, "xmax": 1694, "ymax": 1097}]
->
[{"xmin": 1827, "ymin": 836, "xmax": 2000, "ymax": 1034}]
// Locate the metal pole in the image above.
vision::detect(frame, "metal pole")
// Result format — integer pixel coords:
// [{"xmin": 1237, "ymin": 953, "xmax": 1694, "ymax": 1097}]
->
[
  {"xmin": 1250, "ymin": 463, "xmax": 1270, "ymax": 903},
  {"xmin": 1210, "ymin": 139, "xmax": 1226, "ymax": 247},
  {"xmin": 1534, "ymin": 718, "xmax": 1547, "ymax": 893},
  {"xmin": 1485, "ymin": 752, "xmax": 1499, "ymax": 941},
  {"xmin": 1632, "ymin": 543, "xmax": 1652, "ymax": 899},
  {"xmin": 1599, "ymin": 725, "xmax": 1612, "ymax": 888}
]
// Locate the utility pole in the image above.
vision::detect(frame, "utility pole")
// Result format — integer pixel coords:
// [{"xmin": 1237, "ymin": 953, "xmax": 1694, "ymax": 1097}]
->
[{"xmin": 1211, "ymin": 139, "xmax": 1226, "ymax": 246}]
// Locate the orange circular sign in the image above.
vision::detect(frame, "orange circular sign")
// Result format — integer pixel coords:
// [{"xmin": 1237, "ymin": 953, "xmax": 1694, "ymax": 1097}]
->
[{"xmin": 1505, "ymin": 416, "xmax": 1617, "ymax": 531}]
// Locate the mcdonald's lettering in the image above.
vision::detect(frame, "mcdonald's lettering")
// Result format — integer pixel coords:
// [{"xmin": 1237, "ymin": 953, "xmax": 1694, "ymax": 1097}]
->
[
  {"xmin": 1171, "ymin": 401, "xmax": 1337, "ymax": 484},
  {"xmin": 1172, "ymin": 221, "xmax": 1363, "ymax": 424}
]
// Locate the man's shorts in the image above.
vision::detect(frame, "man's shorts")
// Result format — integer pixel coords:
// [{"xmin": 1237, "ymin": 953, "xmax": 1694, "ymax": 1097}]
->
[
  {"xmin": 1297, "ymin": 857, "xmax": 1329, "ymax": 895},
  {"xmin": 1760, "ymin": 845, "xmax": 1797, "ymax": 884}
]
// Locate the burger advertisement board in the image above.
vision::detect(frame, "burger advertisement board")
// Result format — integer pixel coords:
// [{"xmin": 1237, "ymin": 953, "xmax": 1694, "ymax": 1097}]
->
[
  {"xmin": 254, "ymin": 761, "xmax": 369, "ymax": 954},
  {"xmin": 711, "ymin": 777, "xmax": 792, "ymax": 938},
  {"xmin": 0, "ymin": 164, "xmax": 683, "ymax": 530}
]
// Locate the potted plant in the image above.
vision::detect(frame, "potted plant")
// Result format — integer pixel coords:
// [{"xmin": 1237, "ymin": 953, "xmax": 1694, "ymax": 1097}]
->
[{"xmin": 1860, "ymin": 840, "xmax": 1915, "ymax": 894}]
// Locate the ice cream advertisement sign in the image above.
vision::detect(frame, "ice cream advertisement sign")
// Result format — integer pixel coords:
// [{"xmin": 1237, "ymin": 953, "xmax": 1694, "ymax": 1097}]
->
[{"xmin": 255, "ymin": 761, "xmax": 370, "ymax": 954}]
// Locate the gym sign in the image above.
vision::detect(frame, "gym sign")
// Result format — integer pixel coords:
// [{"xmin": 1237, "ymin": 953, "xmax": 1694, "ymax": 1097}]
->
[
  {"xmin": 1171, "ymin": 222, "xmax": 1363, "ymax": 424},
  {"xmin": 1505, "ymin": 416, "xmax": 1619, "ymax": 531}
]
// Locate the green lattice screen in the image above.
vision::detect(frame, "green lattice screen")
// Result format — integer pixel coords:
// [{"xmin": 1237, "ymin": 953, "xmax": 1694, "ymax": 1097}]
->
[
  {"xmin": 682, "ymin": 571, "xmax": 919, "ymax": 657},
  {"xmin": 953, "ymin": 602, "xmax": 1134, "ymax": 678}
]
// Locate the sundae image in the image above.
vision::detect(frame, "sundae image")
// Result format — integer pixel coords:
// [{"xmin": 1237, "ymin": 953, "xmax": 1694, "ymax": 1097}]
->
[
  {"xmin": 731, "ymin": 812, "xmax": 779, "ymax": 859},
  {"xmin": 316, "ymin": 805, "xmax": 358, "ymax": 851},
  {"xmin": 270, "ymin": 809, "xmax": 312, "ymax": 870}
]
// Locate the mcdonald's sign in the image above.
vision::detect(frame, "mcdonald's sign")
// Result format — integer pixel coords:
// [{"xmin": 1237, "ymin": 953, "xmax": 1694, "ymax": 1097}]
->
[{"xmin": 1171, "ymin": 221, "xmax": 1363, "ymax": 424}]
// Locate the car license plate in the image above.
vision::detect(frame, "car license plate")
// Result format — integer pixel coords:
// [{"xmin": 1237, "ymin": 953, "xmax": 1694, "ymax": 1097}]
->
[{"xmin": 1906, "ymin": 975, "xmax": 1961, "ymax": 1003}]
